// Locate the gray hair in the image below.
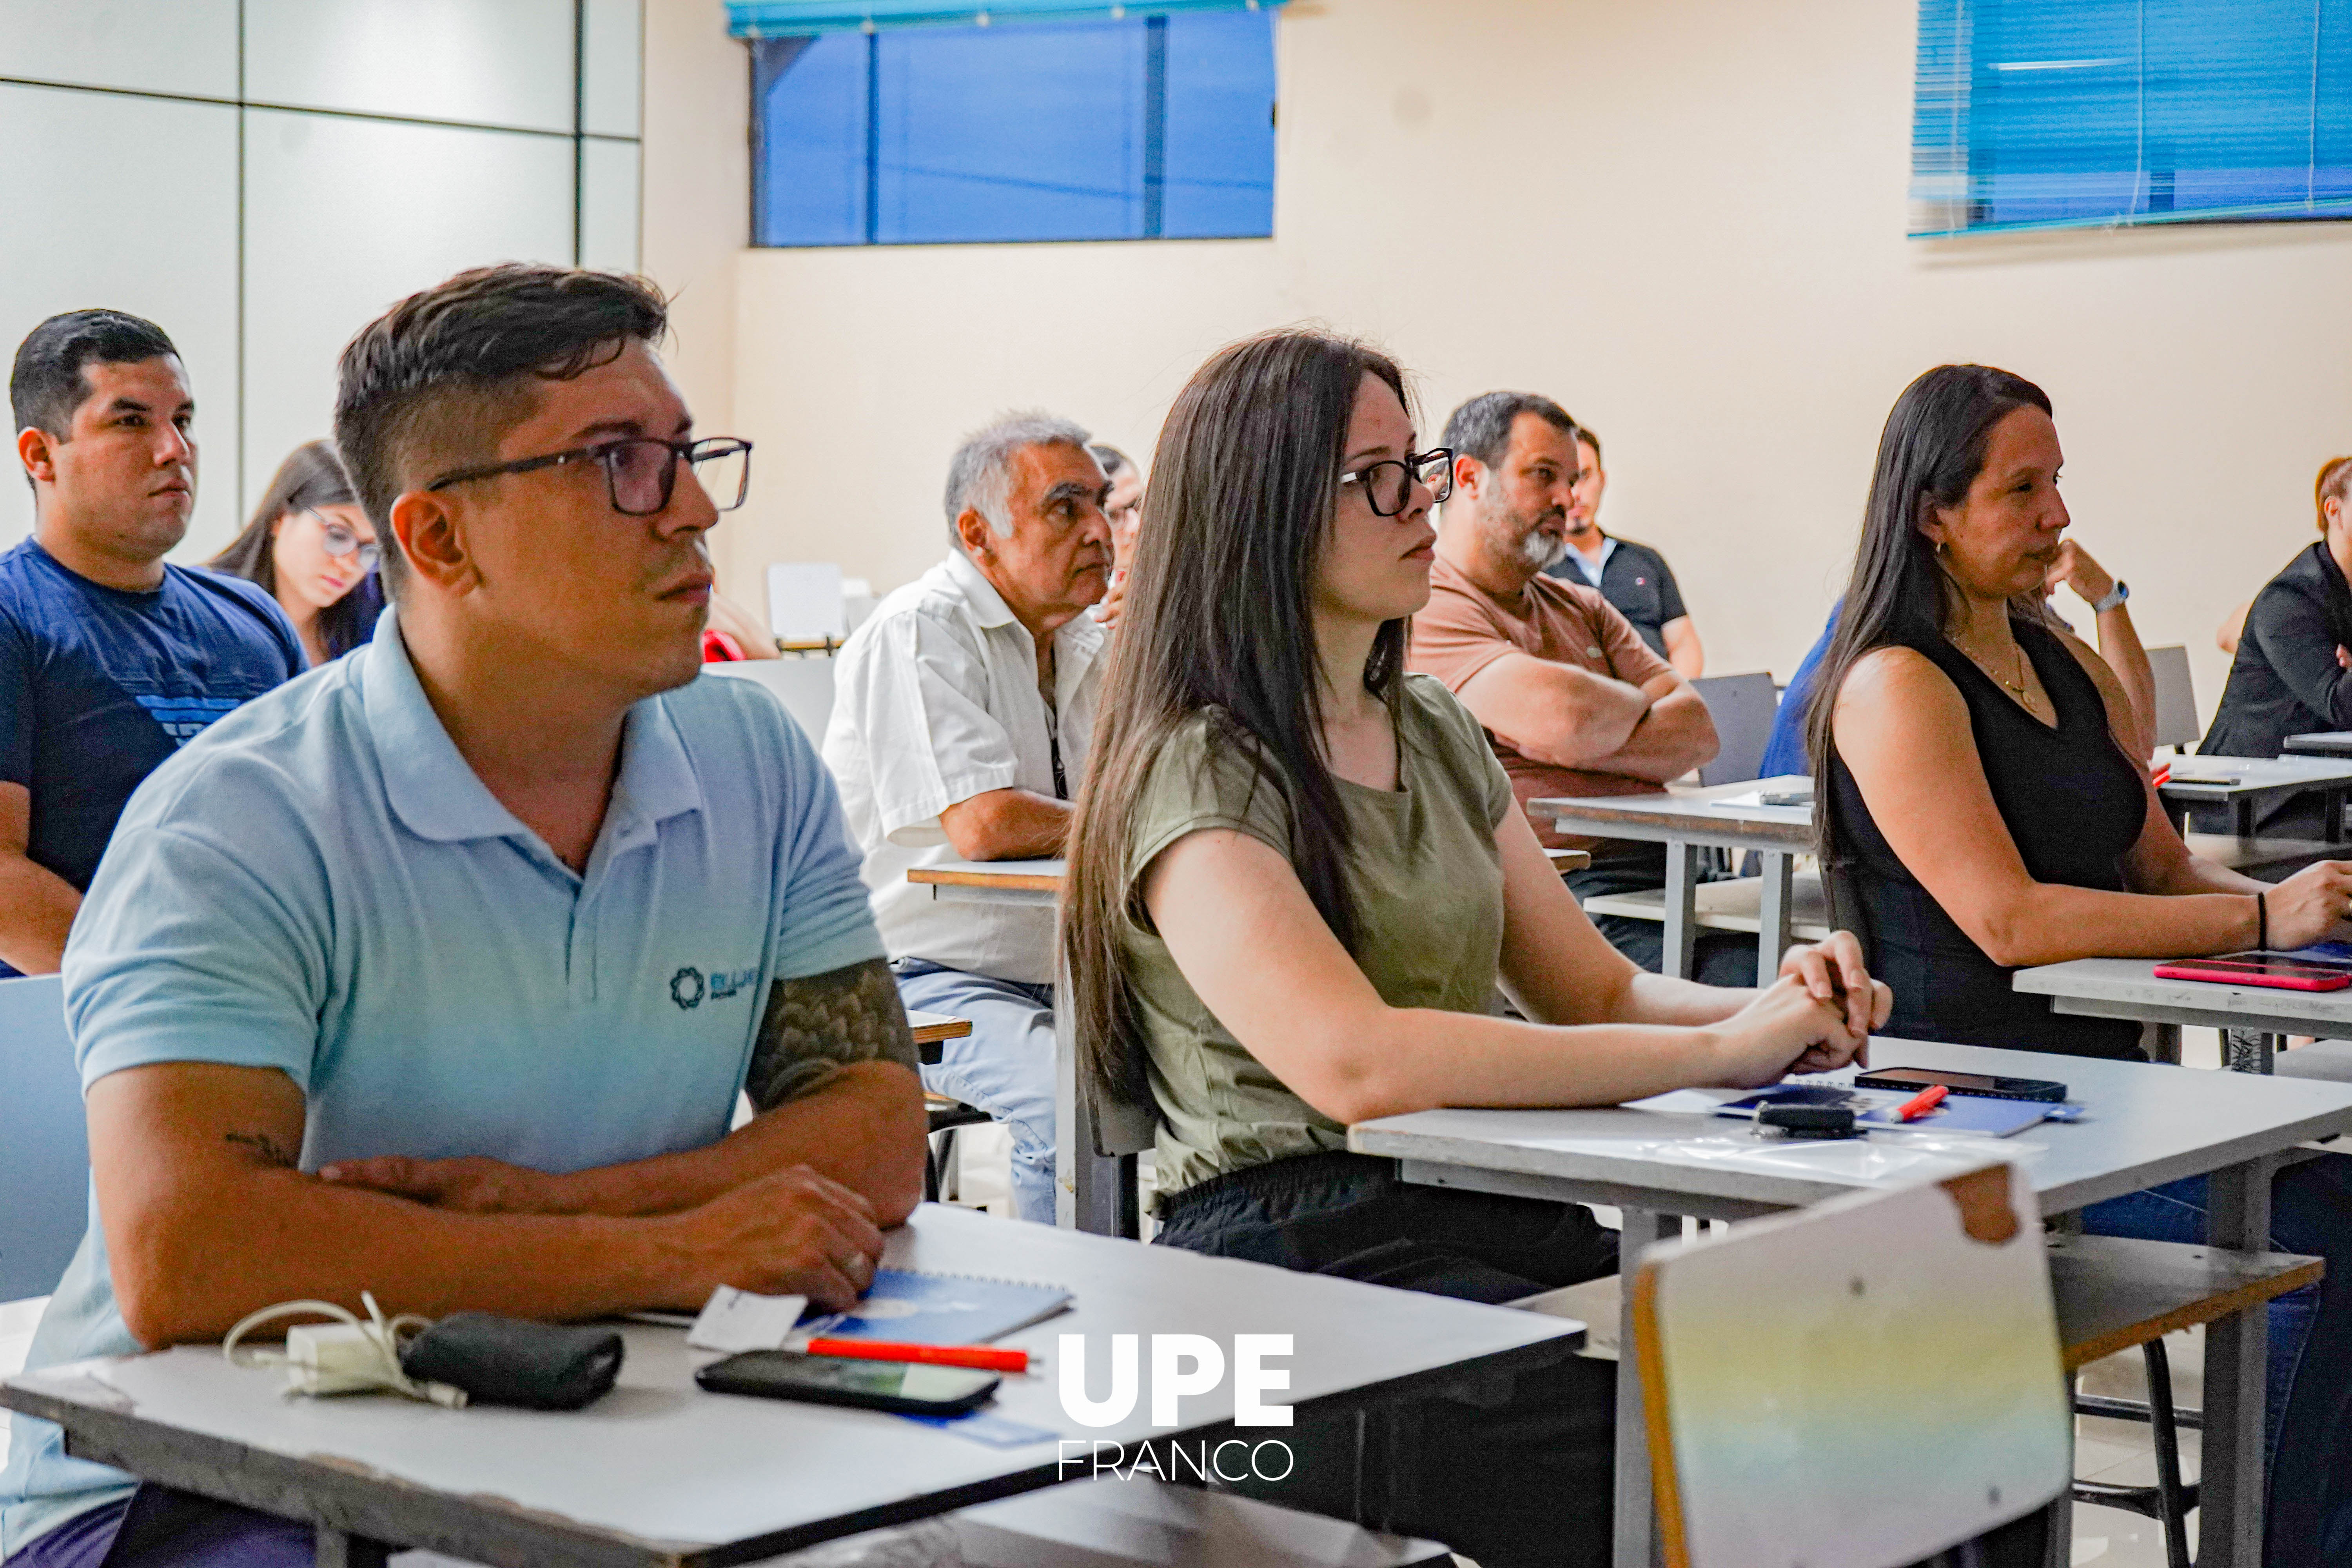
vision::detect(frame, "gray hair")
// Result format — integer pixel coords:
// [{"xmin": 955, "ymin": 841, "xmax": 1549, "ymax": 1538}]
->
[
  {"xmin": 943, "ymin": 410, "xmax": 1093, "ymax": 547},
  {"xmin": 1440, "ymin": 391, "xmax": 1579, "ymax": 472}
]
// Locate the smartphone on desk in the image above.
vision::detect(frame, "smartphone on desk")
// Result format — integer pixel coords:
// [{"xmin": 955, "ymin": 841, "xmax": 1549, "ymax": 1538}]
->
[
  {"xmin": 2152, "ymin": 955, "xmax": 2352, "ymax": 992},
  {"xmin": 1852, "ymin": 1066, "xmax": 2068, "ymax": 1102},
  {"xmin": 696, "ymin": 1350, "xmax": 999, "ymax": 1415}
]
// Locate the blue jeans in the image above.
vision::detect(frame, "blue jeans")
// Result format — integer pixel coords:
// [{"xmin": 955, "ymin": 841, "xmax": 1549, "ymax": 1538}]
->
[
  {"xmin": 2081, "ymin": 1151, "xmax": 2352, "ymax": 1567},
  {"xmin": 891, "ymin": 960, "xmax": 1057, "ymax": 1225}
]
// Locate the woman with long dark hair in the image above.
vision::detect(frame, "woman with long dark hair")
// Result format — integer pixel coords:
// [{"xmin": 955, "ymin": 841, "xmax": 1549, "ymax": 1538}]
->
[
  {"xmin": 210, "ymin": 440, "xmax": 383, "ymax": 666},
  {"xmin": 1060, "ymin": 328, "xmax": 1889, "ymax": 1566},
  {"xmin": 1812, "ymin": 363, "xmax": 2352, "ymax": 1564}
]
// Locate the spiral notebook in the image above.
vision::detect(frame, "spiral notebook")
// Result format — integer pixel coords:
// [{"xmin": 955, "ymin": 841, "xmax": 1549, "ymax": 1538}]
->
[{"xmin": 792, "ymin": 1269, "xmax": 1072, "ymax": 1347}]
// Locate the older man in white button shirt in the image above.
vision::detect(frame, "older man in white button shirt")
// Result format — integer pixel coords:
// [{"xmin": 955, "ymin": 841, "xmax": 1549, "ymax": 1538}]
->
[{"xmin": 824, "ymin": 412, "xmax": 1112, "ymax": 1222}]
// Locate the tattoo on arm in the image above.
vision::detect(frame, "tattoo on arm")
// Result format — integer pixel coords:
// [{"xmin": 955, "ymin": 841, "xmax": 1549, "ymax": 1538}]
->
[
  {"xmin": 224, "ymin": 1130, "xmax": 300, "ymax": 1169},
  {"xmin": 746, "ymin": 957, "xmax": 919, "ymax": 1111}
]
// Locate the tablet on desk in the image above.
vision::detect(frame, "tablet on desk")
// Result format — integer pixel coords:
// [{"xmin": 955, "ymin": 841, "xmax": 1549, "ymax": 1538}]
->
[{"xmin": 2153, "ymin": 954, "xmax": 2352, "ymax": 992}]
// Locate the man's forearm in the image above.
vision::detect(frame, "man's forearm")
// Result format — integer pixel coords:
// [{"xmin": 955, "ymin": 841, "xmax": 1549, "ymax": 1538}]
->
[
  {"xmin": 940, "ymin": 787, "xmax": 1072, "ymax": 861},
  {"xmin": 116, "ymin": 1165, "xmax": 690, "ymax": 1345},
  {"xmin": 555, "ymin": 1062, "xmax": 926, "ymax": 1223},
  {"xmin": 1593, "ymin": 695, "xmax": 1718, "ymax": 782},
  {"xmin": 0, "ymin": 853, "xmax": 80, "ymax": 974}
]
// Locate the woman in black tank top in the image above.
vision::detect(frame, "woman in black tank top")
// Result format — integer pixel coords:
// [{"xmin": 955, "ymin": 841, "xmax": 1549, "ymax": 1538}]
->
[
  {"xmin": 1812, "ymin": 365, "xmax": 2352, "ymax": 1567},
  {"xmin": 1829, "ymin": 616, "xmax": 2145, "ymax": 1057}
]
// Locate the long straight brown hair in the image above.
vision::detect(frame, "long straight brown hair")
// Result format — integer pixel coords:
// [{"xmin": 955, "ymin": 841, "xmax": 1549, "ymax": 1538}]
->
[{"xmin": 1061, "ymin": 328, "xmax": 1410, "ymax": 1107}]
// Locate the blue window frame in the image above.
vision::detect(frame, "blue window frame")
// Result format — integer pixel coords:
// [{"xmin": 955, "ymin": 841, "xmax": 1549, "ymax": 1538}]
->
[
  {"xmin": 1913, "ymin": 0, "xmax": 2352, "ymax": 236},
  {"xmin": 752, "ymin": 11, "xmax": 1277, "ymax": 246}
]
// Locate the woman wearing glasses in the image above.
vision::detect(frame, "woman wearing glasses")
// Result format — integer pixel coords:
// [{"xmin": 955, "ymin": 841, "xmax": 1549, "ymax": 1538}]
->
[
  {"xmin": 1060, "ymin": 329, "xmax": 1890, "ymax": 1567},
  {"xmin": 211, "ymin": 440, "xmax": 382, "ymax": 666}
]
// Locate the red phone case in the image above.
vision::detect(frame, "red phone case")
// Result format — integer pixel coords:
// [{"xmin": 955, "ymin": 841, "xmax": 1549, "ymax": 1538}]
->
[{"xmin": 2152, "ymin": 960, "xmax": 2352, "ymax": 992}]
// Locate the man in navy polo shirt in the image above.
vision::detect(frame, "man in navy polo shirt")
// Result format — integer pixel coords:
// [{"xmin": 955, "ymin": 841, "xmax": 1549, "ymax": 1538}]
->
[
  {"xmin": 0, "ymin": 311, "xmax": 303, "ymax": 976},
  {"xmin": 0, "ymin": 267, "xmax": 927, "ymax": 1568},
  {"xmin": 1539, "ymin": 419, "xmax": 1707, "ymax": 680}
]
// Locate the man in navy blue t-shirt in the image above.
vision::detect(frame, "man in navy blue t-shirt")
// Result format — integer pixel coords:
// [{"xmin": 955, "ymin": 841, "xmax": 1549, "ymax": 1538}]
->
[{"xmin": 2, "ymin": 310, "xmax": 301, "ymax": 975}]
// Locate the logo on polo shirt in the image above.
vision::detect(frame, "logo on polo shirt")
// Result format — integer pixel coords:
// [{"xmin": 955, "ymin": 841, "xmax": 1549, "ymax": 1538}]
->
[
  {"xmin": 671, "ymin": 965, "xmax": 760, "ymax": 1010},
  {"xmin": 134, "ymin": 694, "xmax": 243, "ymax": 746}
]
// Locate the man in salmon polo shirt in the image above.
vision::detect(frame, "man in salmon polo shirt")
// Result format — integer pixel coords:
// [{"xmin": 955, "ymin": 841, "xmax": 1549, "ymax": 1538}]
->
[{"xmin": 1409, "ymin": 390, "xmax": 1750, "ymax": 984}]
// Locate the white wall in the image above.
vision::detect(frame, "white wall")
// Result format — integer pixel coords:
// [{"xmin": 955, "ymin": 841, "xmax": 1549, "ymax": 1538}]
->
[
  {"xmin": 0, "ymin": 0, "xmax": 643, "ymax": 560},
  {"xmin": 664, "ymin": 0, "xmax": 2352, "ymax": 723}
]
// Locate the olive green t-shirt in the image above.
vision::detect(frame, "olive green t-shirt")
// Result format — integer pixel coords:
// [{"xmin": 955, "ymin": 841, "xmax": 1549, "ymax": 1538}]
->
[{"xmin": 1120, "ymin": 673, "xmax": 1516, "ymax": 1195}]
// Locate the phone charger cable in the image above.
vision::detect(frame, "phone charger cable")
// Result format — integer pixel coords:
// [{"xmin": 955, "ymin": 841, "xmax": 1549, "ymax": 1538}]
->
[{"xmin": 223, "ymin": 1292, "xmax": 467, "ymax": 1408}]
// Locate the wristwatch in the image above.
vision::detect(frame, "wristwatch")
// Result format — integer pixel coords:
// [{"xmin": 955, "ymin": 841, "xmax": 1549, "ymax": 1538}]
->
[{"xmin": 2092, "ymin": 580, "xmax": 2129, "ymax": 614}]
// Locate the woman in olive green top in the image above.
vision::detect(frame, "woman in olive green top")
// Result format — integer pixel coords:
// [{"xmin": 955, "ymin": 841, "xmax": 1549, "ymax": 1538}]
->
[{"xmin": 1061, "ymin": 330, "xmax": 1890, "ymax": 1568}]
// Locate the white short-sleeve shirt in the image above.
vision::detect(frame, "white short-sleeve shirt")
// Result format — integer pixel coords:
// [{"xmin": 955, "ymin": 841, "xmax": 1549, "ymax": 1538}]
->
[{"xmin": 822, "ymin": 551, "xmax": 1104, "ymax": 983}]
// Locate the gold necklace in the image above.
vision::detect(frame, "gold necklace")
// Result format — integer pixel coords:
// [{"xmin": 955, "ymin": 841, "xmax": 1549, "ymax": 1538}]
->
[{"xmin": 1952, "ymin": 633, "xmax": 2043, "ymax": 713}]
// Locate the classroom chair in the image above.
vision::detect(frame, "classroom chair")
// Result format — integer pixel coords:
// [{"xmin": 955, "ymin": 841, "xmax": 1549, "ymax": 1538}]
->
[
  {"xmin": 2146, "ymin": 645, "xmax": 2200, "ymax": 753},
  {"xmin": 1054, "ymin": 968, "xmax": 1156, "ymax": 1238},
  {"xmin": 1691, "ymin": 671, "xmax": 1780, "ymax": 788},
  {"xmin": 923, "ymin": 1092, "xmax": 995, "ymax": 1204},
  {"xmin": 766, "ymin": 561, "xmax": 848, "ymax": 650},
  {"xmin": 1630, "ymin": 1163, "xmax": 2071, "ymax": 1567},
  {"xmin": 704, "ymin": 657, "xmax": 837, "ymax": 744},
  {"xmin": 0, "ymin": 975, "xmax": 86, "ymax": 1305}
]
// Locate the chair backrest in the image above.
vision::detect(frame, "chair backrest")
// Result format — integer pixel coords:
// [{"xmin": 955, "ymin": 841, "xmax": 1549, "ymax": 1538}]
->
[
  {"xmin": 704, "ymin": 658, "xmax": 837, "ymax": 744},
  {"xmin": 0, "ymin": 975, "xmax": 87, "ymax": 1302},
  {"xmin": 1632, "ymin": 1163, "xmax": 2069, "ymax": 1568},
  {"xmin": 766, "ymin": 562, "xmax": 846, "ymax": 645},
  {"xmin": 1692, "ymin": 671, "xmax": 1779, "ymax": 786},
  {"xmin": 2147, "ymin": 644, "xmax": 2200, "ymax": 750}
]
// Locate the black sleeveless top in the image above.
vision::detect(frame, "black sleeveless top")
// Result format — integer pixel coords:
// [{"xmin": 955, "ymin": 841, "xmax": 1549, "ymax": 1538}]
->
[{"xmin": 1827, "ymin": 619, "xmax": 2148, "ymax": 1061}]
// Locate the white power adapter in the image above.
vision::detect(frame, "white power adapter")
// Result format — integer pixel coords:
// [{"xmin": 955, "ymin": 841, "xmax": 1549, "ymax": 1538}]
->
[{"xmin": 284, "ymin": 1321, "xmax": 394, "ymax": 1396}]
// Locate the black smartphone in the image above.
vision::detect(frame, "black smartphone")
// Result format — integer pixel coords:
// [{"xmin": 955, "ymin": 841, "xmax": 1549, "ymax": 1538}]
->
[
  {"xmin": 695, "ymin": 1351, "xmax": 1000, "ymax": 1415},
  {"xmin": 1852, "ymin": 1066, "xmax": 2067, "ymax": 1103}
]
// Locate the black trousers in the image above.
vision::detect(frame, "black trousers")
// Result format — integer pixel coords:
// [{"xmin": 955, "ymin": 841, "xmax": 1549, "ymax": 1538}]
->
[
  {"xmin": 1566, "ymin": 849, "xmax": 1760, "ymax": 987},
  {"xmin": 1155, "ymin": 1151, "xmax": 1620, "ymax": 1568}
]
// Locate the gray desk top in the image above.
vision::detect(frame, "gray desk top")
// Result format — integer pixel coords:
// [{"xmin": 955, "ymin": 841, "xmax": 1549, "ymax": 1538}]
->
[
  {"xmin": 1, "ymin": 1205, "xmax": 1572, "ymax": 1566},
  {"xmin": 2016, "ymin": 956, "xmax": 2352, "ymax": 1038},
  {"xmin": 1350, "ymin": 1038, "xmax": 2352, "ymax": 1220},
  {"xmin": 1529, "ymin": 776, "xmax": 1816, "ymax": 851},
  {"xmin": 2158, "ymin": 754, "xmax": 2352, "ymax": 803},
  {"xmin": 2286, "ymin": 732, "xmax": 2352, "ymax": 758}
]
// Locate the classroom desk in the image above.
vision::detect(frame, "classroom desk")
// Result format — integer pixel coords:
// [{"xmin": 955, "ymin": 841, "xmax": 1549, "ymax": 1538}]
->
[
  {"xmin": 2158, "ymin": 755, "xmax": 2352, "ymax": 841},
  {"xmin": 2014, "ymin": 958, "xmax": 2352, "ymax": 1073},
  {"xmin": 2285, "ymin": 730, "xmax": 2352, "ymax": 758},
  {"xmin": 0, "ymin": 1204, "xmax": 1577, "ymax": 1568},
  {"xmin": 1532, "ymin": 776, "xmax": 1814, "ymax": 986},
  {"xmin": 1349, "ymin": 1038, "xmax": 2352, "ymax": 1568},
  {"xmin": 907, "ymin": 858, "xmax": 1063, "ymax": 907},
  {"xmin": 905, "ymin": 1009, "xmax": 971, "ymax": 1067}
]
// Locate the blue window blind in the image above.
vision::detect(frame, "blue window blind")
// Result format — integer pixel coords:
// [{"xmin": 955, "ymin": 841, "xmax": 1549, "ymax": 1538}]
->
[
  {"xmin": 1913, "ymin": 0, "xmax": 2352, "ymax": 236},
  {"xmin": 750, "ymin": 9, "xmax": 1278, "ymax": 246}
]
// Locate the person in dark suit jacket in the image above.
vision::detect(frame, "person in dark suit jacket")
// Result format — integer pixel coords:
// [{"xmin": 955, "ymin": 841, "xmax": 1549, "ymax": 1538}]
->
[{"xmin": 2199, "ymin": 455, "xmax": 2352, "ymax": 834}]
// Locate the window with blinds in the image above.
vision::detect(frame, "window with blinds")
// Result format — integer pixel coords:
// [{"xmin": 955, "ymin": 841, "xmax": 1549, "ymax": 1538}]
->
[
  {"xmin": 746, "ymin": 7, "xmax": 1278, "ymax": 247},
  {"xmin": 1912, "ymin": 0, "xmax": 2352, "ymax": 236}
]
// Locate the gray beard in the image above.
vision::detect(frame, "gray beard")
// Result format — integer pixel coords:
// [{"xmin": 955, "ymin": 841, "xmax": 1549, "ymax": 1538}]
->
[{"xmin": 1517, "ymin": 528, "xmax": 1570, "ymax": 572}]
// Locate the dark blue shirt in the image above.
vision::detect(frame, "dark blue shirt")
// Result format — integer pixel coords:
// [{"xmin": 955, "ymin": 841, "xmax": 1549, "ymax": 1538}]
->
[{"xmin": 0, "ymin": 537, "xmax": 302, "ymax": 913}]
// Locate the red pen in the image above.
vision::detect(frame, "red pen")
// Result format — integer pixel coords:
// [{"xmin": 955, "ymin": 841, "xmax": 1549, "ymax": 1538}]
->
[
  {"xmin": 1892, "ymin": 1084, "xmax": 1948, "ymax": 1122},
  {"xmin": 800, "ymin": 1337, "xmax": 1029, "ymax": 1374}
]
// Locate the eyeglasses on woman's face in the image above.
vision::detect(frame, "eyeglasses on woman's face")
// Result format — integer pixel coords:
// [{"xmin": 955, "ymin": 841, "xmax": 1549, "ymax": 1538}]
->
[
  {"xmin": 307, "ymin": 510, "xmax": 382, "ymax": 573},
  {"xmin": 1339, "ymin": 449, "xmax": 1454, "ymax": 517},
  {"xmin": 425, "ymin": 436, "xmax": 753, "ymax": 518}
]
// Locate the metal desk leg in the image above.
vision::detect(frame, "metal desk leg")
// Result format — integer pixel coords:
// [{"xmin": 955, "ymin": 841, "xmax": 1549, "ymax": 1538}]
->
[
  {"xmin": 2332, "ymin": 787, "xmax": 2349, "ymax": 845},
  {"xmin": 2223, "ymin": 1031, "xmax": 2279, "ymax": 1074},
  {"xmin": 314, "ymin": 1527, "xmax": 389, "ymax": 1568},
  {"xmin": 1613, "ymin": 1207, "xmax": 1668, "ymax": 1568},
  {"xmin": 1662, "ymin": 843, "xmax": 1699, "ymax": 982},
  {"xmin": 1754, "ymin": 851, "xmax": 1794, "ymax": 987},
  {"xmin": 2202, "ymin": 1157, "xmax": 2274, "ymax": 1566},
  {"xmin": 2237, "ymin": 797, "xmax": 2257, "ymax": 839}
]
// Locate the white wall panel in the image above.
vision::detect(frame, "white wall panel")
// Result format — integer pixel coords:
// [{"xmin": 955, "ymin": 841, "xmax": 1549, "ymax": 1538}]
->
[
  {"xmin": 582, "ymin": 0, "xmax": 644, "ymax": 138},
  {"xmin": 581, "ymin": 139, "xmax": 643, "ymax": 273},
  {"xmin": 241, "ymin": 109, "xmax": 577, "ymax": 519},
  {"xmin": 243, "ymin": 0, "xmax": 577, "ymax": 134},
  {"xmin": 0, "ymin": 0, "xmax": 238, "ymax": 100},
  {"xmin": 0, "ymin": 84, "xmax": 239, "ymax": 555}
]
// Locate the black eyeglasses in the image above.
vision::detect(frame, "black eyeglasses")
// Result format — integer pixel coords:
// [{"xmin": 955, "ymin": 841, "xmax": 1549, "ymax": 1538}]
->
[
  {"xmin": 1340, "ymin": 448, "xmax": 1453, "ymax": 516},
  {"xmin": 306, "ymin": 510, "xmax": 382, "ymax": 573},
  {"xmin": 426, "ymin": 436, "xmax": 752, "ymax": 517}
]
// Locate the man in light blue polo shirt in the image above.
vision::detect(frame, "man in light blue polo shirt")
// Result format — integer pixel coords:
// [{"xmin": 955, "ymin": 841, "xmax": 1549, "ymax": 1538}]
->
[{"xmin": 0, "ymin": 265, "xmax": 927, "ymax": 1568}]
